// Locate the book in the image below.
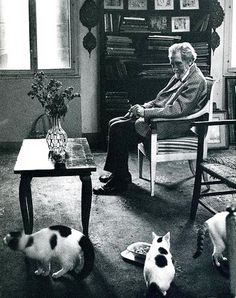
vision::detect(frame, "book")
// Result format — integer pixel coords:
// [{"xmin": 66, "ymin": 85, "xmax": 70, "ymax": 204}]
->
[{"xmin": 106, "ymin": 91, "xmax": 128, "ymax": 96}]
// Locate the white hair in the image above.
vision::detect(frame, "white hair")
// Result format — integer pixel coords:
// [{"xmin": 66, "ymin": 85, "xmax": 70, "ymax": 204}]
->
[{"xmin": 168, "ymin": 42, "xmax": 197, "ymax": 62}]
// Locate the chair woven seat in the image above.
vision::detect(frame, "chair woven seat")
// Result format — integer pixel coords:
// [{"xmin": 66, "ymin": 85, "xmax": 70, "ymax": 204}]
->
[
  {"xmin": 205, "ymin": 153, "xmax": 236, "ymax": 170},
  {"xmin": 190, "ymin": 119, "xmax": 236, "ymax": 221},
  {"xmin": 201, "ymin": 162, "xmax": 236, "ymax": 188}
]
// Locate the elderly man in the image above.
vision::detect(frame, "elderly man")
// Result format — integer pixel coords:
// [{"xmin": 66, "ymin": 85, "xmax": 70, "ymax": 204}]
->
[{"xmin": 94, "ymin": 42, "xmax": 207, "ymax": 195}]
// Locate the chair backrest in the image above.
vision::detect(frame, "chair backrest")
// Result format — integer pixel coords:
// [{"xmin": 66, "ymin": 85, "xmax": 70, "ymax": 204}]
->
[
  {"xmin": 200, "ymin": 77, "xmax": 215, "ymax": 157},
  {"xmin": 185, "ymin": 76, "xmax": 215, "ymax": 121}
]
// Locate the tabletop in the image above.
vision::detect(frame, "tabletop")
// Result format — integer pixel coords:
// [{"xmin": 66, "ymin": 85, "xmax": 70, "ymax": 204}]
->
[{"xmin": 14, "ymin": 138, "xmax": 96, "ymax": 176}]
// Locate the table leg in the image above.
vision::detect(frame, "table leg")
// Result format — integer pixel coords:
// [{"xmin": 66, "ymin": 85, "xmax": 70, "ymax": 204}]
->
[
  {"xmin": 19, "ymin": 175, "xmax": 33, "ymax": 234},
  {"xmin": 80, "ymin": 174, "xmax": 92, "ymax": 236}
]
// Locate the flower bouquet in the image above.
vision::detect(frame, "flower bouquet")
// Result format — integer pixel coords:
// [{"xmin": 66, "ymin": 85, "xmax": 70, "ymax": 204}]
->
[{"xmin": 28, "ymin": 71, "xmax": 80, "ymax": 162}]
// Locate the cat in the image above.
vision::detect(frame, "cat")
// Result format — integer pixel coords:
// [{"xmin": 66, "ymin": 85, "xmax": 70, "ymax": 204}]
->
[
  {"xmin": 193, "ymin": 211, "xmax": 228, "ymax": 267},
  {"xmin": 3, "ymin": 225, "xmax": 95, "ymax": 279},
  {"xmin": 143, "ymin": 232, "xmax": 175, "ymax": 297}
]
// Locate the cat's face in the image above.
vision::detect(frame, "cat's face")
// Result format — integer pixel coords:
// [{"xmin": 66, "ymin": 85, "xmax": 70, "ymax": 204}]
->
[
  {"xmin": 3, "ymin": 231, "xmax": 22, "ymax": 250},
  {"xmin": 152, "ymin": 232, "xmax": 170, "ymax": 250}
]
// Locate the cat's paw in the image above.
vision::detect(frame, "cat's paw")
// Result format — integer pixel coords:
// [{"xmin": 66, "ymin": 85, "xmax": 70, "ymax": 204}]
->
[
  {"xmin": 34, "ymin": 268, "xmax": 44, "ymax": 275},
  {"xmin": 52, "ymin": 272, "xmax": 62, "ymax": 279},
  {"xmin": 41, "ymin": 270, "xmax": 50, "ymax": 276},
  {"xmin": 35, "ymin": 268, "xmax": 50, "ymax": 276}
]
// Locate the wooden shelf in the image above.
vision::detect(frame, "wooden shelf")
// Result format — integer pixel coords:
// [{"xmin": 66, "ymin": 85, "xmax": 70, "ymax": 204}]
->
[{"xmin": 100, "ymin": 0, "xmax": 212, "ymax": 140}]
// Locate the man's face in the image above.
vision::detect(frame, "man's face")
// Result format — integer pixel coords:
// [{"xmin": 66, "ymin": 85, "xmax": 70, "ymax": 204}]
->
[{"xmin": 170, "ymin": 52, "xmax": 191, "ymax": 80}]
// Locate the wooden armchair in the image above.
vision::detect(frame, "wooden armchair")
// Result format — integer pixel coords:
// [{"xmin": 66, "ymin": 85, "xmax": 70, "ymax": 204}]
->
[
  {"xmin": 190, "ymin": 119, "xmax": 236, "ymax": 220},
  {"xmin": 138, "ymin": 77, "xmax": 215, "ymax": 196}
]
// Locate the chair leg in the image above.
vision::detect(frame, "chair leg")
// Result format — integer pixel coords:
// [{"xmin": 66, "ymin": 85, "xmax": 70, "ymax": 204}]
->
[
  {"xmin": 190, "ymin": 167, "xmax": 203, "ymax": 221},
  {"xmin": 202, "ymin": 172, "xmax": 210, "ymax": 190},
  {"xmin": 150, "ymin": 150, "xmax": 156, "ymax": 197},
  {"xmin": 188, "ymin": 160, "xmax": 196, "ymax": 176},
  {"xmin": 138, "ymin": 147, "xmax": 144, "ymax": 179}
]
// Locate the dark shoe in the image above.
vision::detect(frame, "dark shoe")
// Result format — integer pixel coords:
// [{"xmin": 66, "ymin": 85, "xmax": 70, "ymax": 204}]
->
[
  {"xmin": 93, "ymin": 177, "xmax": 128, "ymax": 195},
  {"xmin": 99, "ymin": 173, "xmax": 113, "ymax": 183},
  {"xmin": 99, "ymin": 172, "xmax": 132, "ymax": 184},
  {"xmin": 93, "ymin": 184, "xmax": 128, "ymax": 195}
]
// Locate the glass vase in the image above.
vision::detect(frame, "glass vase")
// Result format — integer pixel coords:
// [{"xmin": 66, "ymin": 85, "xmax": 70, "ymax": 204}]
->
[{"xmin": 46, "ymin": 115, "xmax": 68, "ymax": 163}]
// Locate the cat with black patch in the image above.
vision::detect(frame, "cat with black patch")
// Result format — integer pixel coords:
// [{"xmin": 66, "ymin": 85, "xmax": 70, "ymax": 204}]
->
[
  {"xmin": 3, "ymin": 225, "xmax": 94, "ymax": 279},
  {"xmin": 193, "ymin": 211, "xmax": 228, "ymax": 267},
  {"xmin": 144, "ymin": 232, "xmax": 175, "ymax": 297}
]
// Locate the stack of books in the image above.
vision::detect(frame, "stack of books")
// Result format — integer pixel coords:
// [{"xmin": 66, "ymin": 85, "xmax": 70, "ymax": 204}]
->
[
  {"xmin": 104, "ymin": 13, "xmax": 121, "ymax": 33},
  {"xmin": 104, "ymin": 60, "xmax": 128, "ymax": 80},
  {"xmin": 138, "ymin": 63, "xmax": 172, "ymax": 79},
  {"xmin": 140, "ymin": 35, "xmax": 181, "ymax": 63},
  {"xmin": 119, "ymin": 16, "xmax": 149, "ymax": 33},
  {"xmin": 138, "ymin": 35, "xmax": 181, "ymax": 78},
  {"xmin": 105, "ymin": 92, "xmax": 131, "ymax": 115},
  {"xmin": 192, "ymin": 42, "xmax": 210, "ymax": 76},
  {"xmin": 105, "ymin": 35, "xmax": 136, "ymax": 59}
]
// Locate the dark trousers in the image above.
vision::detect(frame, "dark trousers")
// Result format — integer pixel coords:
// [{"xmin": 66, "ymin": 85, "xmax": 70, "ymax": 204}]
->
[{"xmin": 104, "ymin": 116, "xmax": 143, "ymax": 177}]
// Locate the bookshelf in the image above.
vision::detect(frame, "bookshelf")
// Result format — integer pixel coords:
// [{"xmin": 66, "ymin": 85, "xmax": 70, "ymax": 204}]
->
[{"xmin": 100, "ymin": 0, "xmax": 212, "ymax": 142}]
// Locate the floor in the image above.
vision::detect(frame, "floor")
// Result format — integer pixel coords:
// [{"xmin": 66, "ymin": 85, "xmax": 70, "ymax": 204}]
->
[{"xmin": 0, "ymin": 148, "xmax": 233, "ymax": 298}]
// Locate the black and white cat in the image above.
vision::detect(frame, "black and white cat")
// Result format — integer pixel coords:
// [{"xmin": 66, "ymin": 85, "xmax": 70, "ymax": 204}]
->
[
  {"xmin": 144, "ymin": 232, "xmax": 175, "ymax": 297},
  {"xmin": 3, "ymin": 225, "xmax": 94, "ymax": 279},
  {"xmin": 193, "ymin": 211, "xmax": 228, "ymax": 267}
]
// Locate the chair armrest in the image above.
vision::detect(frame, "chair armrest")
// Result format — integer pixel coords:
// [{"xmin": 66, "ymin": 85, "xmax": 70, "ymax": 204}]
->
[
  {"xmin": 149, "ymin": 109, "xmax": 210, "ymax": 126},
  {"xmin": 149, "ymin": 115, "xmax": 208, "ymax": 130},
  {"xmin": 149, "ymin": 117, "xmax": 193, "ymax": 124},
  {"xmin": 193, "ymin": 119, "xmax": 236, "ymax": 127}
]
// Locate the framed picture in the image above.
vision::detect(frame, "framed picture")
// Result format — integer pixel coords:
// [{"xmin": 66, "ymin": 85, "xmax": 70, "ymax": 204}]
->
[
  {"xmin": 128, "ymin": 0, "xmax": 147, "ymax": 10},
  {"xmin": 104, "ymin": 0, "xmax": 124, "ymax": 9},
  {"xmin": 208, "ymin": 111, "xmax": 229, "ymax": 149},
  {"xmin": 171, "ymin": 16, "xmax": 190, "ymax": 32},
  {"xmin": 149, "ymin": 16, "xmax": 169, "ymax": 32},
  {"xmin": 154, "ymin": 0, "xmax": 174, "ymax": 10},
  {"xmin": 180, "ymin": 0, "xmax": 199, "ymax": 10}
]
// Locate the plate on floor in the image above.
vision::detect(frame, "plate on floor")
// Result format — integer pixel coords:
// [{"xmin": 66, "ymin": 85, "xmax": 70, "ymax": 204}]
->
[{"xmin": 121, "ymin": 242, "xmax": 151, "ymax": 265}]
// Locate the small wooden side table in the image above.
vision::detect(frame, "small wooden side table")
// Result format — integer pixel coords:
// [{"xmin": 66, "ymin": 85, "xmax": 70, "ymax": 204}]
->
[{"xmin": 14, "ymin": 138, "xmax": 96, "ymax": 236}]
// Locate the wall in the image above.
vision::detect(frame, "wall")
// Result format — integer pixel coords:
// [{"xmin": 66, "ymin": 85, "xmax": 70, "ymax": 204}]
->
[
  {"xmin": 79, "ymin": 18, "xmax": 100, "ymax": 136},
  {"xmin": 0, "ymin": 77, "xmax": 81, "ymax": 145},
  {"xmin": 210, "ymin": 0, "xmax": 225, "ymax": 110}
]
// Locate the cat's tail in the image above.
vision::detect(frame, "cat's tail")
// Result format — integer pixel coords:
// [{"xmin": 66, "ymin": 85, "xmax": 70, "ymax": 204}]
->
[
  {"xmin": 193, "ymin": 224, "xmax": 208, "ymax": 259},
  {"xmin": 146, "ymin": 282, "xmax": 164, "ymax": 297},
  {"xmin": 77, "ymin": 235, "xmax": 95, "ymax": 280}
]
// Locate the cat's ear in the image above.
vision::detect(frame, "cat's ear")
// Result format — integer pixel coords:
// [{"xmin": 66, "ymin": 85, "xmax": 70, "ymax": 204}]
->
[
  {"xmin": 163, "ymin": 232, "xmax": 170, "ymax": 245},
  {"xmin": 152, "ymin": 232, "xmax": 157, "ymax": 239}
]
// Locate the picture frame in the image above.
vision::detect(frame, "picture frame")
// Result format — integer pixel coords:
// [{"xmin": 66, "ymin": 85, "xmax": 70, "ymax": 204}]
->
[
  {"xmin": 171, "ymin": 16, "xmax": 190, "ymax": 32},
  {"xmin": 149, "ymin": 16, "xmax": 169, "ymax": 32},
  {"xmin": 180, "ymin": 0, "xmax": 199, "ymax": 10},
  {"xmin": 128, "ymin": 0, "xmax": 147, "ymax": 10},
  {"xmin": 208, "ymin": 111, "xmax": 229, "ymax": 149},
  {"xmin": 154, "ymin": 0, "xmax": 174, "ymax": 10},
  {"xmin": 104, "ymin": 0, "xmax": 124, "ymax": 9}
]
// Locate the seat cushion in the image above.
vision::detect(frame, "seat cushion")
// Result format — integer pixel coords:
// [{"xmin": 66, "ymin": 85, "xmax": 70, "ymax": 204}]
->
[{"xmin": 157, "ymin": 136, "xmax": 198, "ymax": 153}]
